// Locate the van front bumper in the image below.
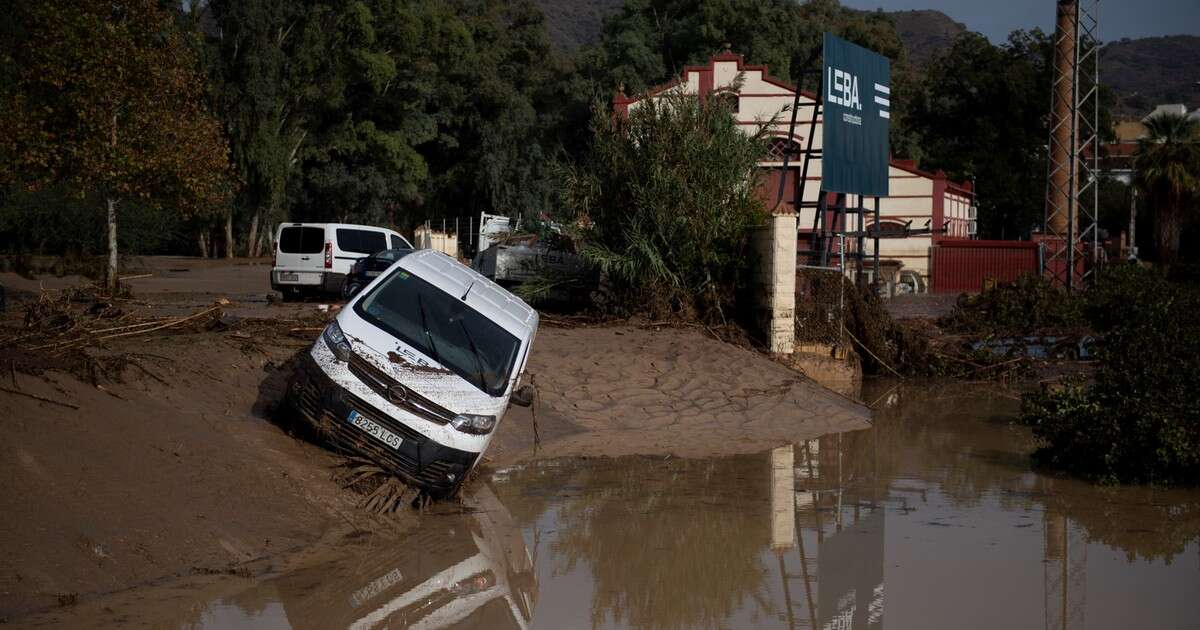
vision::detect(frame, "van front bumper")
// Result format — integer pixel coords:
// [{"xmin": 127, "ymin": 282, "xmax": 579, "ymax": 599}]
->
[{"xmin": 287, "ymin": 352, "xmax": 475, "ymax": 495}]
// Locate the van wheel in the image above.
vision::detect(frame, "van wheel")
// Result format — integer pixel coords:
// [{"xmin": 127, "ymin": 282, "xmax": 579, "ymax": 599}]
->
[{"xmin": 341, "ymin": 281, "xmax": 361, "ymax": 300}]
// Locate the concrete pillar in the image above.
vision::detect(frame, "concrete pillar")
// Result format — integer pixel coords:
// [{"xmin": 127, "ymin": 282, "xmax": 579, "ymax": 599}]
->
[
  {"xmin": 753, "ymin": 212, "xmax": 797, "ymax": 354},
  {"xmin": 770, "ymin": 444, "xmax": 796, "ymax": 551}
]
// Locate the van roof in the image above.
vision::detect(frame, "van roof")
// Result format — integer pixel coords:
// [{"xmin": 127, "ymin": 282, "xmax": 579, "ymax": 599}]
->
[
  {"xmin": 280, "ymin": 222, "xmax": 398, "ymax": 232},
  {"xmin": 397, "ymin": 249, "xmax": 538, "ymax": 339}
]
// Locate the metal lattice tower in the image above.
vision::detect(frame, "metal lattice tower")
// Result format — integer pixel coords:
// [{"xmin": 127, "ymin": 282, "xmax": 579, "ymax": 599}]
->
[{"xmin": 1043, "ymin": 0, "xmax": 1101, "ymax": 290}]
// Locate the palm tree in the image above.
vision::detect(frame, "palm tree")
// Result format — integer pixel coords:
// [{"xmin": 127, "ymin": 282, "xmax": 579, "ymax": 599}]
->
[{"xmin": 1134, "ymin": 113, "xmax": 1200, "ymax": 263}]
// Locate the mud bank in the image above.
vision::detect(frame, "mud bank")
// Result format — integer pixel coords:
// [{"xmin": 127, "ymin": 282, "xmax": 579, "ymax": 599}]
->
[
  {"xmin": 0, "ymin": 283, "xmax": 867, "ymax": 623},
  {"xmin": 0, "ymin": 331, "xmax": 378, "ymax": 619},
  {"xmin": 491, "ymin": 325, "xmax": 869, "ymax": 462}
]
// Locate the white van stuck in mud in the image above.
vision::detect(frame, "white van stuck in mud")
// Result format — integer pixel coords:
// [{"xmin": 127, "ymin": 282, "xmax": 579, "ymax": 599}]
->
[{"xmin": 288, "ymin": 249, "xmax": 538, "ymax": 497}]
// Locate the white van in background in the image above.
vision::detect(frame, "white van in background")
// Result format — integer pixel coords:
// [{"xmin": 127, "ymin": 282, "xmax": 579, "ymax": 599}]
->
[{"xmin": 272, "ymin": 223, "xmax": 412, "ymax": 300}]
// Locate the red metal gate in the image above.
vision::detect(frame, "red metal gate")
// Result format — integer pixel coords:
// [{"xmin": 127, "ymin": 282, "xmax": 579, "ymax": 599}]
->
[{"xmin": 931, "ymin": 240, "xmax": 1041, "ymax": 294}]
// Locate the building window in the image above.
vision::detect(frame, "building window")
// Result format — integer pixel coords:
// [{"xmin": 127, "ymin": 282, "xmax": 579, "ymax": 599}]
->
[
  {"xmin": 766, "ymin": 137, "xmax": 799, "ymax": 161},
  {"xmin": 870, "ymin": 220, "xmax": 909, "ymax": 238}
]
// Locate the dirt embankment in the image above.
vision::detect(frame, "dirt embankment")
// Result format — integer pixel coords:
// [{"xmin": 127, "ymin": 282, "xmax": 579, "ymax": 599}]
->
[
  {"xmin": 491, "ymin": 325, "xmax": 870, "ymax": 462},
  {"xmin": 0, "ymin": 260, "xmax": 870, "ymax": 624},
  {"xmin": 0, "ymin": 327, "xmax": 383, "ymax": 620}
]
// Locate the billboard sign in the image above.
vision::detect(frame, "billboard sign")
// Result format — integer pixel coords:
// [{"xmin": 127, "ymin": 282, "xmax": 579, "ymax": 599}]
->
[{"xmin": 821, "ymin": 33, "xmax": 891, "ymax": 197}]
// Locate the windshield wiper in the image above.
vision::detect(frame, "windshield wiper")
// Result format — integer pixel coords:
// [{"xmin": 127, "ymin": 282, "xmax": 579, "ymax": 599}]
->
[
  {"xmin": 458, "ymin": 319, "xmax": 488, "ymax": 392},
  {"xmin": 416, "ymin": 292, "xmax": 441, "ymax": 364}
]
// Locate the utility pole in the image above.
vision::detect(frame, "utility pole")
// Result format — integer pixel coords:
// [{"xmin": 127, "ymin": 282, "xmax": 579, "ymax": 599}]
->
[{"xmin": 1128, "ymin": 186, "xmax": 1138, "ymax": 261}]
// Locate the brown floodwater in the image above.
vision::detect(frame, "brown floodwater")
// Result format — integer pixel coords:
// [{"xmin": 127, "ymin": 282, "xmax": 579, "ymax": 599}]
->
[{"xmin": 178, "ymin": 382, "xmax": 1200, "ymax": 629}]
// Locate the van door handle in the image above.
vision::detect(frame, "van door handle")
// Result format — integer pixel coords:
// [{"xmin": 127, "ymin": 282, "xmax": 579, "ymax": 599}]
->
[{"xmin": 300, "ymin": 256, "xmax": 310, "ymax": 261}]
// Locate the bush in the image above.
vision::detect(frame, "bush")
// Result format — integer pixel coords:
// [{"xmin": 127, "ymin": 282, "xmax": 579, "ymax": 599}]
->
[
  {"xmin": 0, "ymin": 185, "xmax": 188, "ymax": 257},
  {"xmin": 939, "ymin": 274, "xmax": 1085, "ymax": 335},
  {"xmin": 1020, "ymin": 269, "xmax": 1200, "ymax": 484},
  {"xmin": 558, "ymin": 91, "xmax": 768, "ymax": 322}
]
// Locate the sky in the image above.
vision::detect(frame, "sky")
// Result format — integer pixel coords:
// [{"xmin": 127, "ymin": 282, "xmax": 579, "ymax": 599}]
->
[{"xmin": 840, "ymin": 0, "xmax": 1200, "ymax": 43}]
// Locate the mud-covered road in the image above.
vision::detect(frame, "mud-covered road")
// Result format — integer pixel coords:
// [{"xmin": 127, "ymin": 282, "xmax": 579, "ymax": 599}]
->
[{"xmin": 0, "ymin": 257, "xmax": 869, "ymax": 624}]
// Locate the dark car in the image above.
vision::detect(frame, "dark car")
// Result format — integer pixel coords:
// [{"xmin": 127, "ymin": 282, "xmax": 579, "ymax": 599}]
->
[{"xmin": 341, "ymin": 248, "xmax": 414, "ymax": 299}]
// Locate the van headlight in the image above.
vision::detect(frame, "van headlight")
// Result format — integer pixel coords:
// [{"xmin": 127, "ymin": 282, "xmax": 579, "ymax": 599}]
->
[
  {"xmin": 322, "ymin": 321, "xmax": 353, "ymax": 362},
  {"xmin": 451, "ymin": 414, "xmax": 496, "ymax": 435}
]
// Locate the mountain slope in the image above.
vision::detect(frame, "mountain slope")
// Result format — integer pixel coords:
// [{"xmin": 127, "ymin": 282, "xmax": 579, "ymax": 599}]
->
[
  {"xmin": 532, "ymin": 1, "xmax": 1198, "ymax": 118},
  {"xmin": 533, "ymin": 0, "xmax": 621, "ymax": 49},
  {"xmin": 1102, "ymin": 36, "xmax": 1200, "ymax": 115},
  {"xmin": 886, "ymin": 9, "xmax": 967, "ymax": 66}
]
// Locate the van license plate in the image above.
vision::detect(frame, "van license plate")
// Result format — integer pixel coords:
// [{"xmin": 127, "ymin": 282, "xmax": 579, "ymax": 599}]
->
[
  {"xmin": 279, "ymin": 272, "xmax": 299, "ymax": 282},
  {"xmin": 347, "ymin": 410, "xmax": 402, "ymax": 450}
]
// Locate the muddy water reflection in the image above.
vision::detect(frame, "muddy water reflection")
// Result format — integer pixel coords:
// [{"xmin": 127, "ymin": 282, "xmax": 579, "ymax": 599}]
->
[
  {"xmin": 188, "ymin": 383, "xmax": 1200, "ymax": 629},
  {"xmin": 186, "ymin": 483, "xmax": 535, "ymax": 629}
]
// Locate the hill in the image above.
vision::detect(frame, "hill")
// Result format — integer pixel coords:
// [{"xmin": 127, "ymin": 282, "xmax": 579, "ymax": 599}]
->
[
  {"xmin": 532, "ymin": 2, "xmax": 969, "ymax": 68},
  {"xmin": 532, "ymin": 1, "xmax": 1198, "ymax": 119},
  {"xmin": 886, "ymin": 9, "xmax": 967, "ymax": 66},
  {"xmin": 533, "ymin": 0, "xmax": 621, "ymax": 49},
  {"xmin": 1101, "ymin": 36, "xmax": 1200, "ymax": 116}
]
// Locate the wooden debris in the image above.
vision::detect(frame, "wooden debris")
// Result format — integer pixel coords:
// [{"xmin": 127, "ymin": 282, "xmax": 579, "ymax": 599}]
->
[{"xmin": 0, "ymin": 385, "xmax": 79, "ymax": 409}]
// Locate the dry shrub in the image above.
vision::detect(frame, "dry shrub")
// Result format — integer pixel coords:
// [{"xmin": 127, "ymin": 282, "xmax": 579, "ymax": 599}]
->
[{"xmin": 795, "ymin": 270, "xmax": 942, "ymax": 376}]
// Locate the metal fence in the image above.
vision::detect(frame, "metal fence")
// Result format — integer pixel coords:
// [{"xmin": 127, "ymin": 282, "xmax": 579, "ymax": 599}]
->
[{"xmin": 930, "ymin": 240, "xmax": 1041, "ymax": 294}]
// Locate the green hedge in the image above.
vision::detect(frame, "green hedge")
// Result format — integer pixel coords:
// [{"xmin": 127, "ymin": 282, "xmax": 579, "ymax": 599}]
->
[{"xmin": 1020, "ymin": 266, "xmax": 1200, "ymax": 484}]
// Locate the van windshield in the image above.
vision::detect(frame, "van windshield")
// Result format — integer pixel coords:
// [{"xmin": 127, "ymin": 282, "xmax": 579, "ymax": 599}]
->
[{"xmin": 353, "ymin": 269, "xmax": 520, "ymax": 397}]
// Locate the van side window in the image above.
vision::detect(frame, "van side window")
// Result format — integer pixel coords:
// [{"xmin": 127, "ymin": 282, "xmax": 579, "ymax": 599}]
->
[
  {"xmin": 337, "ymin": 229, "xmax": 387, "ymax": 254},
  {"xmin": 280, "ymin": 227, "xmax": 325, "ymax": 254},
  {"xmin": 390, "ymin": 235, "xmax": 406, "ymax": 250}
]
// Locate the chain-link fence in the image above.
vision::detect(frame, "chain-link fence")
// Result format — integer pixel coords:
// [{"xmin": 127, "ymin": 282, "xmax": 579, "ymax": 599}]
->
[{"xmin": 794, "ymin": 266, "xmax": 849, "ymax": 349}]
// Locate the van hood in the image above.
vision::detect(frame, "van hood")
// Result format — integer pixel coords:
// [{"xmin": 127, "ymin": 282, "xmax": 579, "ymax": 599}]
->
[{"xmin": 336, "ymin": 309, "xmax": 510, "ymax": 419}]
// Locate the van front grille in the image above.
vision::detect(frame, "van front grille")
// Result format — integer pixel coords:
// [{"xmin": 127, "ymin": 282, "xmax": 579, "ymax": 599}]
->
[{"xmin": 347, "ymin": 352, "xmax": 455, "ymax": 425}]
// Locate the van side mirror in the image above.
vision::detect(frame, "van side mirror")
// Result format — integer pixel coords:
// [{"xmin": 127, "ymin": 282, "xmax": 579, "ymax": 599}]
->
[{"xmin": 511, "ymin": 384, "xmax": 535, "ymax": 408}]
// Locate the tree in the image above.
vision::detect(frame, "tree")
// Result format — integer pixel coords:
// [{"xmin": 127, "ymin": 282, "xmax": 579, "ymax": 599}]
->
[
  {"xmin": 908, "ymin": 31, "xmax": 1052, "ymax": 239},
  {"xmin": 574, "ymin": 0, "xmax": 918, "ymax": 156},
  {"xmin": 285, "ymin": 0, "xmax": 433, "ymax": 226},
  {"xmin": 188, "ymin": 0, "xmax": 318, "ymax": 258},
  {"xmin": 410, "ymin": 0, "xmax": 564, "ymax": 221},
  {"xmin": 0, "ymin": 0, "xmax": 230, "ymax": 289},
  {"xmin": 559, "ymin": 93, "xmax": 767, "ymax": 321},
  {"xmin": 1135, "ymin": 112, "xmax": 1200, "ymax": 263}
]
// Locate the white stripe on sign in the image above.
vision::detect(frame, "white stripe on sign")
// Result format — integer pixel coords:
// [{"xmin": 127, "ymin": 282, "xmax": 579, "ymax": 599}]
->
[
  {"xmin": 875, "ymin": 95, "xmax": 890, "ymax": 107},
  {"xmin": 879, "ymin": 110, "xmax": 890, "ymax": 119},
  {"xmin": 874, "ymin": 83, "xmax": 890, "ymax": 95}
]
